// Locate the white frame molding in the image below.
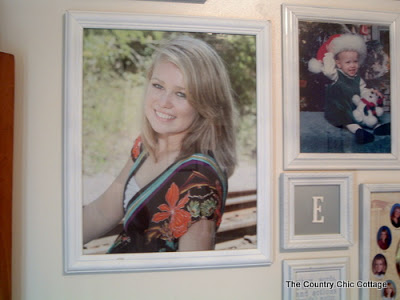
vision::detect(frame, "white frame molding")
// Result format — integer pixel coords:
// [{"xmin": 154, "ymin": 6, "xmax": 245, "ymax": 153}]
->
[
  {"xmin": 359, "ymin": 183, "xmax": 400, "ymax": 300},
  {"xmin": 282, "ymin": 4, "xmax": 400, "ymax": 170},
  {"xmin": 283, "ymin": 257, "xmax": 349, "ymax": 300},
  {"xmin": 63, "ymin": 11, "xmax": 272, "ymax": 273},
  {"xmin": 280, "ymin": 173, "xmax": 353, "ymax": 250}
]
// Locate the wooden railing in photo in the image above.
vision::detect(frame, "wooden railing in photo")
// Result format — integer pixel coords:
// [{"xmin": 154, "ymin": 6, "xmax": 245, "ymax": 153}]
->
[{"xmin": 215, "ymin": 189, "xmax": 257, "ymax": 250}]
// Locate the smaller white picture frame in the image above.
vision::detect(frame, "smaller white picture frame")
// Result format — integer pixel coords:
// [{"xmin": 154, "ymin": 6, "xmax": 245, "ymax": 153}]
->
[
  {"xmin": 280, "ymin": 173, "xmax": 353, "ymax": 250},
  {"xmin": 282, "ymin": 4, "xmax": 400, "ymax": 170},
  {"xmin": 283, "ymin": 257, "xmax": 349, "ymax": 300}
]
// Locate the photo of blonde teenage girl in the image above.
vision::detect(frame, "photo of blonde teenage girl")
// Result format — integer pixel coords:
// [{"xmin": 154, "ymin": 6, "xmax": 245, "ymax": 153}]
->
[
  {"xmin": 372, "ymin": 254, "xmax": 387, "ymax": 278},
  {"xmin": 83, "ymin": 36, "xmax": 237, "ymax": 253},
  {"xmin": 391, "ymin": 204, "xmax": 400, "ymax": 228}
]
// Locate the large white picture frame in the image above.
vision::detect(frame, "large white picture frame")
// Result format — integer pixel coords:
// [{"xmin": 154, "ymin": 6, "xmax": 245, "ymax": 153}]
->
[
  {"xmin": 282, "ymin": 4, "xmax": 400, "ymax": 170},
  {"xmin": 63, "ymin": 11, "xmax": 272, "ymax": 273},
  {"xmin": 280, "ymin": 173, "xmax": 353, "ymax": 250}
]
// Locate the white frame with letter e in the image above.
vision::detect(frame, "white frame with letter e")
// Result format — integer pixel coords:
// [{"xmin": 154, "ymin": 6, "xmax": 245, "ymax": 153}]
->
[
  {"xmin": 280, "ymin": 173, "xmax": 353, "ymax": 250},
  {"xmin": 283, "ymin": 257, "xmax": 349, "ymax": 300}
]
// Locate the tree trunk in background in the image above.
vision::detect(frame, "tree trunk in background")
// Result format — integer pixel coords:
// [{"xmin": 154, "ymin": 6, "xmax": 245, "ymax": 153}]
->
[{"xmin": 0, "ymin": 52, "xmax": 14, "ymax": 300}]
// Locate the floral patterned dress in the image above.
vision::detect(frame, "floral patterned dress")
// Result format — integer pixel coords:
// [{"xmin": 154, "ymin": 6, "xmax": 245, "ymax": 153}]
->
[{"xmin": 107, "ymin": 137, "xmax": 227, "ymax": 253}]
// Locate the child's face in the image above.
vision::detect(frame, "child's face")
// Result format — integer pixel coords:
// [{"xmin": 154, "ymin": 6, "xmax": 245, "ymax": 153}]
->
[
  {"xmin": 374, "ymin": 259, "xmax": 385, "ymax": 273},
  {"xmin": 335, "ymin": 50, "xmax": 359, "ymax": 77}
]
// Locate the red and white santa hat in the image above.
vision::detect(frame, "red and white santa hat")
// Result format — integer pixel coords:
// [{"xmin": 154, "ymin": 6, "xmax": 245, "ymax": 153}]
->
[{"xmin": 308, "ymin": 33, "xmax": 367, "ymax": 73}]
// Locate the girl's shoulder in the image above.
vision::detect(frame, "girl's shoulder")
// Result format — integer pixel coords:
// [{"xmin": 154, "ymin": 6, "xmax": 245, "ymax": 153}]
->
[
  {"xmin": 175, "ymin": 153, "xmax": 228, "ymax": 194},
  {"xmin": 178, "ymin": 152, "xmax": 224, "ymax": 176}
]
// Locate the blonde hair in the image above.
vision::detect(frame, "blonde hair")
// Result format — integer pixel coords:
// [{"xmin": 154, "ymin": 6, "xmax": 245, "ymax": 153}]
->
[{"xmin": 141, "ymin": 35, "xmax": 237, "ymax": 177}]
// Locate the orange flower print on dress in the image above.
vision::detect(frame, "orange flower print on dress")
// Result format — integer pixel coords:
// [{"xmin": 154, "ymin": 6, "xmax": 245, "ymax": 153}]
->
[
  {"xmin": 152, "ymin": 182, "xmax": 192, "ymax": 239},
  {"xmin": 131, "ymin": 136, "xmax": 142, "ymax": 159}
]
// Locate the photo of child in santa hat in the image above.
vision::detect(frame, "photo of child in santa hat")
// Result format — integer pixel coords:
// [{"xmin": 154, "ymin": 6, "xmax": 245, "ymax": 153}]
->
[{"xmin": 308, "ymin": 33, "xmax": 390, "ymax": 145}]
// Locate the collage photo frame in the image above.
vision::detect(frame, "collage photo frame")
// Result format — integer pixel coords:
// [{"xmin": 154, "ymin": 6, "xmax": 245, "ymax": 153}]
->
[{"xmin": 360, "ymin": 184, "xmax": 400, "ymax": 300}]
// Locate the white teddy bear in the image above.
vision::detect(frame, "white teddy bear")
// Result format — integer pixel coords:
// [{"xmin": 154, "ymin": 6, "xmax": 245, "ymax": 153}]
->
[{"xmin": 352, "ymin": 88, "xmax": 384, "ymax": 128}]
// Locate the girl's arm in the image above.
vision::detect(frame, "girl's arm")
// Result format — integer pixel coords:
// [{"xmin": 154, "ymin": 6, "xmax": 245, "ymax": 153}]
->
[
  {"xmin": 178, "ymin": 219, "xmax": 216, "ymax": 251},
  {"xmin": 82, "ymin": 158, "xmax": 133, "ymax": 244}
]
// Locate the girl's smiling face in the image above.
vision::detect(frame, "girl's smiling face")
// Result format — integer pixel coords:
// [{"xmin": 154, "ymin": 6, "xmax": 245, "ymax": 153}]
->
[
  {"xmin": 374, "ymin": 259, "xmax": 385, "ymax": 273},
  {"xmin": 145, "ymin": 60, "xmax": 198, "ymax": 142},
  {"xmin": 335, "ymin": 50, "xmax": 360, "ymax": 77}
]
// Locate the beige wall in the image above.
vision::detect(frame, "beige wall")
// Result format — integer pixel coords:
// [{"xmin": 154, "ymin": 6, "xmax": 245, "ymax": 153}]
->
[{"xmin": 1, "ymin": 0, "xmax": 400, "ymax": 299}]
